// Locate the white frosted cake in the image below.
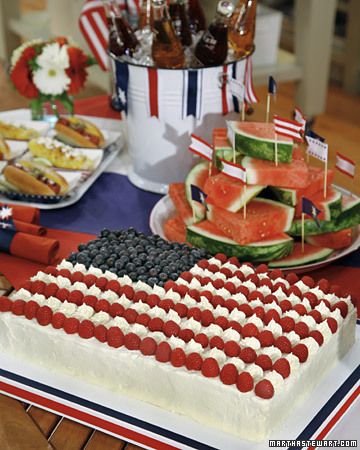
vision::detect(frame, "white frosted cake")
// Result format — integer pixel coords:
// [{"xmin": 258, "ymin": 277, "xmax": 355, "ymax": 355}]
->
[{"xmin": 0, "ymin": 257, "xmax": 356, "ymax": 441}]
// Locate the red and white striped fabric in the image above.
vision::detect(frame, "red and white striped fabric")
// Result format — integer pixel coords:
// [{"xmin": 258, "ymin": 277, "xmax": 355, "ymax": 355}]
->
[
  {"xmin": 79, "ymin": 0, "xmax": 109, "ymax": 71},
  {"xmin": 273, "ymin": 115, "xmax": 303, "ymax": 142},
  {"xmin": 189, "ymin": 135, "xmax": 213, "ymax": 161},
  {"xmin": 244, "ymin": 56, "xmax": 258, "ymax": 105},
  {"xmin": 336, "ymin": 152, "xmax": 356, "ymax": 178},
  {"xmin": 221, "ymin": 159, "xmax": 247, "ymax": 183},
  {"xmin": 294, "ymin": 106, "xmax": 306, "ymax": 132}
]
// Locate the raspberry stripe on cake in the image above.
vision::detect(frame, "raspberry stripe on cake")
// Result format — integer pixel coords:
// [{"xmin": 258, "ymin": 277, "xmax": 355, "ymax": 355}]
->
[{"xmin": 0, "ymin": 253, "xmax": 356, "ymax": 441}]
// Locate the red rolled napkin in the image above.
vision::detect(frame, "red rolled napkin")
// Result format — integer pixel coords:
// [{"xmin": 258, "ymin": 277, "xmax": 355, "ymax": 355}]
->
[
  {"xmin": 13, "ymin": 220, "xmax": 46, "ymax": 236},
  {"xmin": 9, "ymin": 232, "xmax": 59, "ymax": 265},
  {"xmin": 0, "ymin": 203, "xmax": 40, "ymax": 224}
]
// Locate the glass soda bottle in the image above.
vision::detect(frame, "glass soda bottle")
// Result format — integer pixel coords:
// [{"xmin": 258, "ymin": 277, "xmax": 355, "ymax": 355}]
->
[
  {"xmin": 108, "ymin": 15, "xmax": 125, "ymax": 57},
  {"xmin": 113, "ymin": 10, "xmax": 140, "ymax": 57},
  {"xmin": 194, "ymin": 0, "xmax": 234, "ymax": 67},
  {"xmin": 187, "ymin": 0, "xmax": 206, "ymax": 34},
  {"xmin": 228, "ymin": 0, "xmax": 257, "ymax": 58},
  {"xmin": 169, "ymin": 0, "xmax": 192, "ymax": 47},
  {"xmin": 138, "ymin": 0, "xmax": 154, "ymax": 30},
  {"xmin": 152, "ymin": 0, "xmax": 185, "ymax": 69}
]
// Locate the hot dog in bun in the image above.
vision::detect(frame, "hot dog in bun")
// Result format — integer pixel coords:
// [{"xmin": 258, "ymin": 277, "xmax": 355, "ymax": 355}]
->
[{"xmin": 55, "ymin": 116, "xmax": 105, "ymax": 148}]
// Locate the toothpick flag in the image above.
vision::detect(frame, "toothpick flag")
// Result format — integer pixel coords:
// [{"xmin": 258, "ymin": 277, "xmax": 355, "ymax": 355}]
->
[
  {"xmin": 302, "ymin": 197, "xmax": 321, "ymax": 228},
  {"xmin": 306, "ymin": 136, "xmax": 328, "ymax": 162},
  {"xmin": 189, "ymin": 135, "xmax": 213, "ymax": 161},
  {"xmin": 220, "ymin": 159, "xmax": 247, "ymax": 183},
  {"xmin": 335, "ymin": 152, "xmax": 356, "ymax": 178},
  {"xmin": 190, "ymin": 185, "xmax": 208, "ymax": 209},
  {"xmin": 294, "ymin": 106, "xmax": 306, "ymax": 132},
  {"xmin": 266, "ymin": 76, "xmax": 277, "ymax": 123},
  {"xmin": 244, "ymin": 57, "xmax": 258, "ymax": 105},
  {"xmin": 306, "ymin": 130, "xmax": 325, "ymax": 142},
  {"xmin": 273, "ymin": 115, "xmax": 303, "ymax": 142}
]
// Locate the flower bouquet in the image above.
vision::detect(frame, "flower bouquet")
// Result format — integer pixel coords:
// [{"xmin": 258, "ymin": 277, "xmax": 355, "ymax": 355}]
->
[{"xmin": 10, "ymin": 37, "xmax": 96, "ymax": 120}]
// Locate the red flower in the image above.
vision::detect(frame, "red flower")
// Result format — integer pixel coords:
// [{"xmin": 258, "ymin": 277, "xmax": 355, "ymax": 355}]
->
[
  {"xmin": 54, "ymin": 36, "xmax": 69, "ymax": 46},
  {"xmin": 66, "ymin": 47, "xmax": 88, "ymax": 95},
  {"xmin": 10, "ymin": 46, "xmax": 39, "ymax": 99}
]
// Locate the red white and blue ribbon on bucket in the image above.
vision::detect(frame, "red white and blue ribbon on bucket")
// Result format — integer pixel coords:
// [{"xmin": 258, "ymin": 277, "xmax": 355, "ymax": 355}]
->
[
  {"xmin": 0, "ymin": 205, "xmax": 16, "ymax": 253},
  {"xmin": 244, "ymin": 56, "xmax": 258, "ymax": 105},
  {"xmin": 147, "ymin": 68, "xmax": 159, "ymax": 118},
  {"xmin": 182, "ymin": 70, "xmax": 203, "ymax": 119},
  {"xmin": 113, "ymin": 60, "xmax": 129, "ymax": 113}
]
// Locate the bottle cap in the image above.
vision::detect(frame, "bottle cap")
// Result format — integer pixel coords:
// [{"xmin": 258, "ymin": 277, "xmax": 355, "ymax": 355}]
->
[
  {"xmin": 217, "ymin": 0, "xmax": 235, "ymax": 18},
  {"xmin": 152, "ymin": 0, "xmax": 165, "ymax": 5}
]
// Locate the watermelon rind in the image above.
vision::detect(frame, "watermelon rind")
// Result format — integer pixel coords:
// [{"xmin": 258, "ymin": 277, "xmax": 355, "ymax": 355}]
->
[
  {"xmin": 269, "ymin": 244, "xmax": 333, "ymax": 268},
  {"xmin": 228, "ymin": 121, "xmax": 293, "ymax": 164},
  {"xmin": 323, "ymin": 189, "xmax": 342, "ymax": 220},
  {"xmin": 338, "ymin": 196, "xmax": 360, "ymax": 223},
  {"xmin": 187, "ymin": 223, "xmax": 294, "ymax": 262},
  {"xmin": 271, "ymin": 186, "xmax": 297, "ymax": 206},
  {"xmin": 185, "ymin": 161, "xmax": 209, "ymax": 223}
]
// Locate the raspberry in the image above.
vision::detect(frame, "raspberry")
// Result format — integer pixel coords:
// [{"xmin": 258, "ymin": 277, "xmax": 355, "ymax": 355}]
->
[
  {"xmin": 186, "ymin": 352, "xmax": 203, "ymax": 371},
  {"xmin": 228, "ymin": 256, "xmax": 240, "ymax": 267},
  {"xmin": 246, "ymin": 274, "xmax": 260, "ymax": 285},
  {"xmin": 31, "ymin": 280, "xmax": 46, "ymax": 295},
  {"xmin": 333, "ymin": 301, "xmax": 348, "ymax": 318},
  {"xmin": 71, "ymin": 271, "xmax": 84, "ymax": 283},
  {"xmin": 275, "ymin": 336, "xmax": 292, "ymax": 354},
  {"xmin": 264, "ymin": 309, "xmax": 280, "ymax": 325},
  {"xmin": 78, "ymin": 320, "xmax": 95, "ymax": 339},
  {"xmin": 174, "ymin": 303, "xmax": 188, "ymax": 318},
  {"xmin": 107, "ymin": 280, "xmax": 121, "ymax": 294},
  {"xmin": 159, "ymin": 299, "xmax": 174, "ymax": 312},
  {"xmin": 24, "ymin": 301, "xmax": 39, "ymax": 320},
  {"xmin": 303, "ymin": 292, "xmax": 319, "ymax": 309},
  {"xmin": 20, "ymin": 281, "xmax": 32, "ymax": 291},
  {"xmin": 163, "ymin": 320, "xmax": 180, "ymax": 337},
  {"xmin": 317, "ymin": 278, "xmax": 330, "ymax": 293},
  {"xmin": 234, "ymin": 271, "xmax": 245, "ymax": 282},
  {"xmin": 242, "ymin": 323, "xmax": 259, "ymax": 338},
  {"xmin": 194, "ymin": 333, "xmax": 209, "ymax": 348},
  {"xmin": 321, "ymin": 299, "xmax": 331, "ymax": 310},
  {"xmin": 215, "ymin": 253, "xmax": 227, "ymax": 264},
  {"xmin": 249, "ymin": 291, "xmax": 264, "ymax": 301},
  {"xmin": 107, "ymin": 327, "xmax": 124, "ymax": 348},
  {"xmin": 134, "ymin": 291, "xmax": 148, "ymax": 303},
  {"xmin": 136, "ymin": 313, "xmax": 150, "ymax": 326},
  {"xmin": 140, "ymin": 337, "xmax": 157, "ymax": 355},
  {"xmin": 52, "ymin": 312, "xmax": 65, "ymax": 329},
  {"xmin": 94, "ymin": 325, "xmax": 107, "ymax": 342},
  {"xmin": 259, "ymin": 278, "xmax": 273, "ymax": 289},
  {"xmin": 201, "ymin": 290, "xmax": 213, "ymax": 301},
  {"xmin": 225, "ymin": 299, "xmax": 238, "ymax": 312},
  {"xmin": 309, "ymin": 330, "xmax": 324, "ymax": 346},
  {"xmin": 288, "ymin": 286, "xmax": 302, "ymax": 297},
  {"xmin": 56, "ymin": 288, "xmax": 69, "ymax": 301},
  {"xmin": 327, "ymin": 317, "xmax": 338, "ymax": 334},
  {"xmin": 201, "ymin": 357, "xmax": 220, "ymax": 378},
  {"xmin": 286, "ymin": 272, "xmax": 299, "ymax": 285},
  {"xmin": 44, "ymin": 283, "xmax": 58, "ymax": 298},
  {"xmin": 174, "ymin": 284, "xmax": 188, "ymax": 297},
  {"xmin": 301, "ymin": 275, "xmax": 315, "ymax": 288},
  {"xmin": 109, "ymin": 303, "xmax": 125, "ymax": 318},
  {"xmin": 256, "ymin": 264, "xmax": 268, "ymax": 274},
  {"xmin": 198, "ymin": 277, "xmax": 211, "ymax": 287},
  {"xmin": 83, "ymin": 274, "xmax": 97, "ymax": 288},
  {"xmin": 224, "ymin": 340, "xmax": 240, "ymax": 357},
  {"xmin": 214, "ymin": 316, "xmax": 228, "ymax": 330},
  {"xmin": 171, "ymin": 348, "xmax": 186, "ymax": 367},
  {"xmin": 224, "ymin": 281, "xmax": 236, "ymax": 294},
  {"xmin": 263, "ymin": 294, "xmax": 277, "ymax": 305},
  {"xmin": 294, "ymin": 321, "xmax": 309, "ymax": 338},
  {"xmin": 63, "ymin": 317, "xmax": 80, "ymax": 334},
  {"xmin": 209, "ymin": 336, "xmax": 224, "ymax": 350},
  {"xmin": 258, "ymin": 330, "xmax": 274, "ymax": 347},
  {"xmin": 255, "ymin": 354, "xmax": 272, "ymax": 371},
  {"xmin": 95, "ymin": 277, "xmax": 108, "ymax": 289},
  {"xmin": 188, "ymin": 289, "xmax": 201, "ymax": 301},
  {"xmin": 123, "ymin": 308, "xmax": 138, "ymax": 324},
  {"xmin": 308, "ymin": 309, "xmax": 322, "ymax": 323},
  {"xmin": 124, "ymin": 333, "xmax": 141, "ymax": 350},
  {"xmin": 240, "ymin": 347, "xmax": 256, "ymax": 363},
  {"xmin": 236, "ymin": 371, "xmax": 254, "ymax": 392},
  {"xmin": 197, "ymin": 259, "xmax": 209, "ymax": 269},
  {"xmin": 148, "ymin": 317, "xmax": 164, "ymax": 332},
  {"xmin": 273, "ymin": 358, "xmax": 291, "ymax": 379},
  {"xmin": 269, "ymin": 269, "xmax": 283, "ymax": 280},
  {"xmin": 44, "ymin": 266, "xmax": 57, "ymax": 275},
  {"xmin": 178, "ymin": 328, "xmax": 194, "ymax": 343},
  {"xmin": 253, "ymin": 306, "xmax": 265, "ymax": 320},
  {"xmin": 12, "ymin": 300, "xmax": 25, "ymax": 316},
  {"xmin": 292, "ymin": 343, "xmax": 308, "ymax": 363},
  {"xmin": 121, "ymin": 285, "xmax": 134, "ymax": 300},
  {"xmin": 83, "ymin": 295, "xmax": 97, "ymax": 308},
  {"xmin": 238, "ymin": 304, "xmax": 253, "ymax": 317},
  {"xmin": 95, "ymin": 299, "xmax": 110, "ymax": 313},
  {"xmin": 255, "ymin": 379, "xmax": 274, "ymax": 399},
  {"xmin": 279, "ymin": 316, "xmax": 295, "ymax": 332},
  {"xmin": 201, "ymin": 309, "xmax": 215, "ymax": 327},
  {"xmin": 58, "ymin": 269, "xmax": 71, "ymax": 279},
  {"xmin": 211, "ymin": 295, "xmax": 225, "ymax": 308},
  {"xmin": 212, "ymin": 279, "xmax": 224, "ymax": 290},
  {"xmin": 220, "ymin": 363, "xmax": 238, "ymax": 385},
  {"xmin": 36, "ymin": 305, "xmax": 52, "ymax": 325},
  {"xmin": 294, "ymin": 304, "xmax": 307, "ymax": 316},
  {"xmin": 208, "ymin": 263, "xmax": 219, "ymax": 273},
  {"xmin": 228, "ymin": 321, "xmax": 242, "ymax": 334},
  {"xmin": 220, "ymin": 268, "xmax": 232, "ymax": 278},
  {"xmin": 156, "ymin": 342, "xmax": 171, "ymax": 363},
  {"xmin": 68, "ymin": 290, "xmax": 84, "ymax": 306},
  {"xmin": 164, "ymin": 280, "xmax": 176, "ymax": 291},
  {"xmin": 188, "ymin": 307, "xmax": 202, "ymax": 321},
  {"xmin": 272, "ymin": 282, "xmax": 287, "ymax": 293},
  {"xmin": 180, "ymin": 271, "xmax": 193, "ymax": 282}
]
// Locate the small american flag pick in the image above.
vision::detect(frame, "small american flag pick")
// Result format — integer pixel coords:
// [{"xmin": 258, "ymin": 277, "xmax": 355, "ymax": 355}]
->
[{"xmin": 302, "ymin": 197, "xmax": 321, "ymax": 228}]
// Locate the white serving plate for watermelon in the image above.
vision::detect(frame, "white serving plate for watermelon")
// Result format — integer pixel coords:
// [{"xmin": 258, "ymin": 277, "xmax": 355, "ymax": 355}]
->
[{"xmin": 149, "ymin": 193, "xmax": 360, "ymax": 274}]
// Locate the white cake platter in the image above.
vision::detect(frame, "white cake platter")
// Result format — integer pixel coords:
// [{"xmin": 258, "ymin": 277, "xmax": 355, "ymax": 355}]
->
[
  {"xmin": 149, "ymin": 193, "xmax": 360, "ymax": 274},
  {"xmin": 0, "ymin": 324, "xmax": 359, "ymax": 450}
]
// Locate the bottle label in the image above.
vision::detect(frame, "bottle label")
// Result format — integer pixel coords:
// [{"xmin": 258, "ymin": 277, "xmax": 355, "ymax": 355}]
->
[
  {"xmin": 201, "ymin": 31, "xmax": 217, "ymax": 51},
  {"xmin": 229, "ymin": 78, "xmax": 245, "ymax": 101}
]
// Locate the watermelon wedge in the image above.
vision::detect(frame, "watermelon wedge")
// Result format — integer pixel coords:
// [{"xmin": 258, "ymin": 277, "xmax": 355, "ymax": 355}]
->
[
  {"xmin": 242, "ymin": 156, "xmax": 309, "ymax": 188},
  {"xmin": 269, "ymin": 243, "xmax": 333, "ymax": 268},
  {"xmin": 306, "ymin": 228, "xmax": 353, "ymax": 250},
  {"xmin": 187, "ymin": 220, "xmax": 293, "ymax": 262},
  {"xmin": 204, "ymin": 173, "xmax": 265, "ymax": 212},
  {"xmin": 213, "ymin": 128, "xmax": 233, "ymax": 160},
  {"xmin": 164, "ymin": 215, "xmax": 187, "ymax": 243},
  {"xmin": 207, "ymin": 198, "xmax": 294, "ymax": 245},
  {"xmin": 184, "ymin": 161, "xmax": 209, "ymax": 222},
  {"xmin": 227, "ymin": 121, "xmax": 294, "ymax": 163},
  {"xmin": 294, "ymin": 187, "xmax": 342, "ymax": 220},
  {"xmin": 168, "ymin": 183, "xmax": 193, "ymax": 225},
  {"xmin": 271, "ymin": 167, "xmax": 334, "ymax": 206}
]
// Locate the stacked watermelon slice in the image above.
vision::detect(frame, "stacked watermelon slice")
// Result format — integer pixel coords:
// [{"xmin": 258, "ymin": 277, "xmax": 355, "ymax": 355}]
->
[{"xmin": 165, "ymin": 122, "xmax": 359, "ymax": 267}]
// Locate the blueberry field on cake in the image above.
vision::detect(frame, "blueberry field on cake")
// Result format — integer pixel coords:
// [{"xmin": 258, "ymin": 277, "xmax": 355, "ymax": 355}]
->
[{"xmin": 0, "ymin": 231, "xmax": 356, "ymax": 441}]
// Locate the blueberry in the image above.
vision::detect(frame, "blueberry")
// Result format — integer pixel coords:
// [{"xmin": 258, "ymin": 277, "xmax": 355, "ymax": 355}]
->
[
  {"xmin": 115, "ymin": 260, "xmax": 124, "ymax": 269},
  {"xmin": 100, "ymin": 264, "xmax": 109, "ymax": 272},
  {"xmin": 132, "ymin": 258, "xmax": 142, "ymax": 267},
  {"xmin": 144, "ymin": 261, "xmax": 154, "ymax": 270},
  {"xmin": 77, "ymin": 253, "xmax": 89, "ymax": 264},
  {"xmin": 159, "ymin": 272, "xmax": 167, "ymax": 281},
  {"xmin": 119, "ymin": 256, "xmax": 129, "ymax": 264},
  {"xmin": 147, "ymin": 277, "xmax": 158, "ymax": 286},
  {"xmin": 170, "ymin": 272, "xmax": 178, "ymax": 280},
  {"xmin": 94, "ymin": 254, "xmax": 105, "ymax": 265},
  {"xmin": 117, "ymin": 269, "xmax": 127, "ymax": 277},
  {"xmin": 106, "ymin": 258, "xmax": 115, "ymax": 267},
  {"xmin": 129, "ymin": 271, "xmax": 138, "ymax": 281},
  {"xmin": 126, "ymin": 262, "xmax": 136, "ymax": 272},
  {"xmin": 137, "ymin": 275, "xmax": 148, "ymax": 282}
]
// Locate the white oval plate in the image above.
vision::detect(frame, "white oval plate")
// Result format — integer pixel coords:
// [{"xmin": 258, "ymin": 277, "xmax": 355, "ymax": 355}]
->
[{"xmin": 149, "ymin": 194, "xmax": 360, "ymax": 274}]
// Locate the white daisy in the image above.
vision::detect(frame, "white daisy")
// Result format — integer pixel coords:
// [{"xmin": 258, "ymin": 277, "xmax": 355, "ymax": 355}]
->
[
  {"xmin": 33, "ymin": 67, "xmax": 70, "ymax": 95},
  {"xmin": 37, "ymin": 42, "xmax": 69, "ymax": 70}
]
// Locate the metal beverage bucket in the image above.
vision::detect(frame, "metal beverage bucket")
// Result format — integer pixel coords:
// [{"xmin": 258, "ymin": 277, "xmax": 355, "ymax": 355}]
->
[{"xmin": 111, "ymin": 57, "xmax": 249, "ymax": 194}]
